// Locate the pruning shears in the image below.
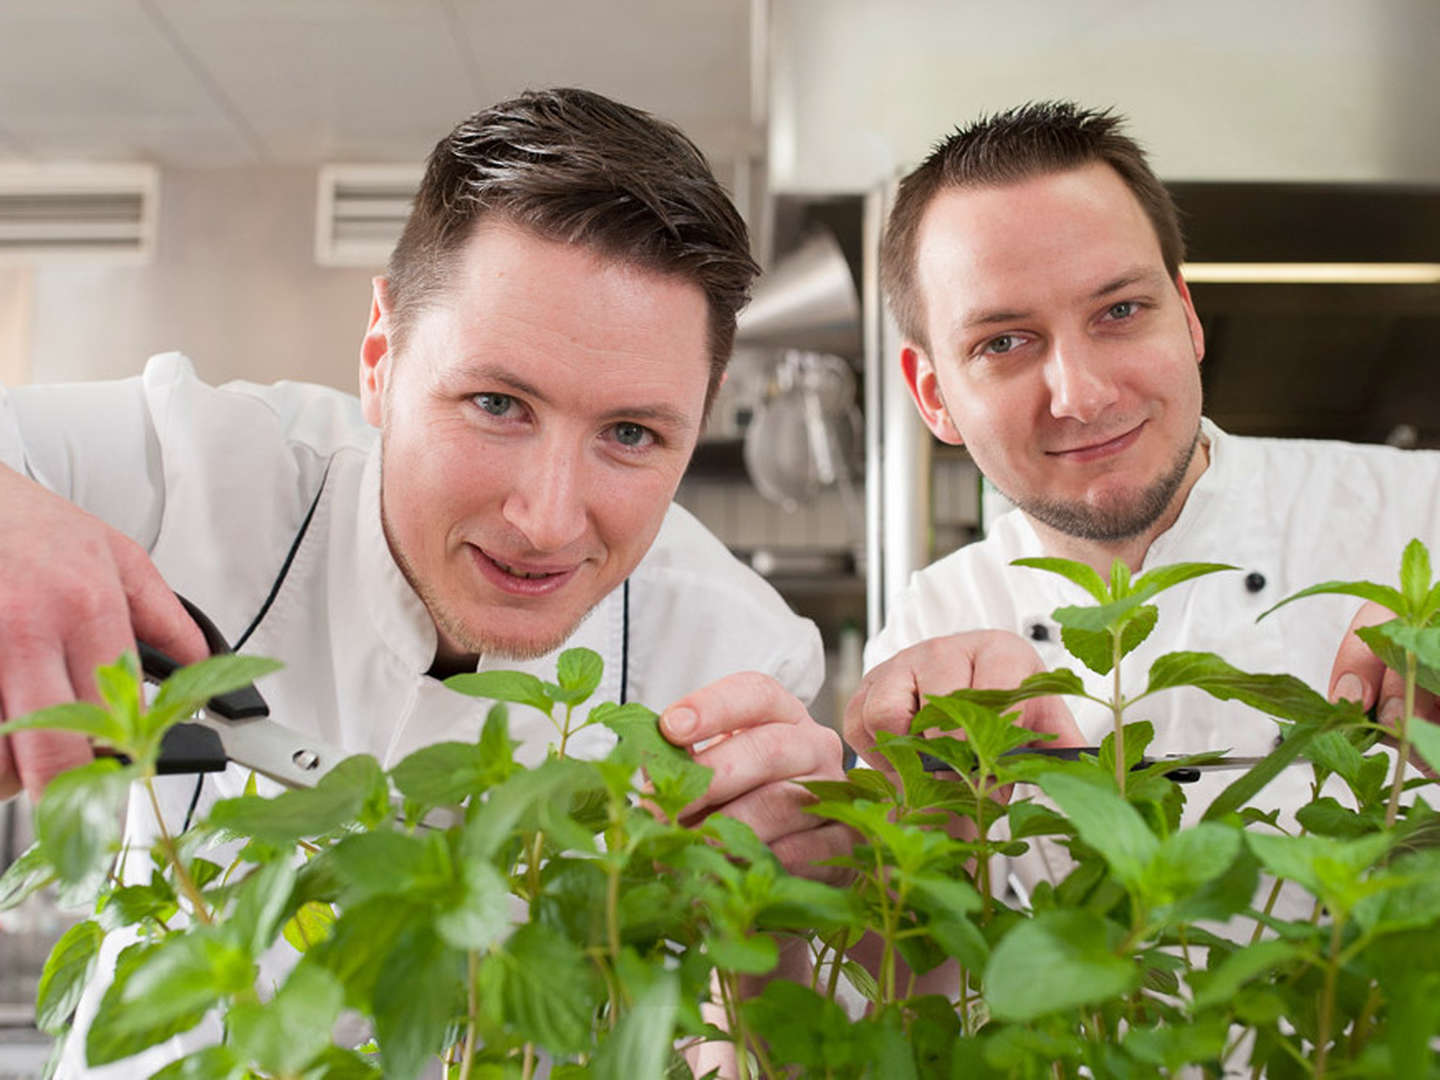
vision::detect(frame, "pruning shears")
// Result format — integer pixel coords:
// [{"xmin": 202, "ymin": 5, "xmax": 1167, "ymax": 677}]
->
[{"xmin": 142, "ymin": 596, "xmax": 348, "ymax": 790}]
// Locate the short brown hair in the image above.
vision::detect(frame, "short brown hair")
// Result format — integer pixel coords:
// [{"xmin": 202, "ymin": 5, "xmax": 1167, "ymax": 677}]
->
[
  {"xmin": 880, "ymin": 101, "xmax": 1185, "ymax": 350},
  {"xmin": 387, "ymin": 87, "xmax": 759, "ymax": 404}
]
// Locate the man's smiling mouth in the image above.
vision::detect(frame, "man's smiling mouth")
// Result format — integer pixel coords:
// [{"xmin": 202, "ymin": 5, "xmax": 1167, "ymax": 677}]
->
[{"xmin": 491, "ymin": 559, "xmax": 562, "ymax": 580}]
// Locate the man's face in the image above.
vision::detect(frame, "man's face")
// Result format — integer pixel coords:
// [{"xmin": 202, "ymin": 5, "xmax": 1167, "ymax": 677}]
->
[
  {"xmin": 360, "ymin": 221, "xmax": 710, "ymax": 663},
  {"xmin": 903, "ymin": 162, "xmax": 1207, "ymax": 544}
]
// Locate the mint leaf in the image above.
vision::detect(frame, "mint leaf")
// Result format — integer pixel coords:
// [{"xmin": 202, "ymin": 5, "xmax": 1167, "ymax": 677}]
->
[
  {"xmin": 149, "ymin": 654, "xmax": 282, "ymax": 726},
  {"xmin": 228, "ymin": 960, "xmax": 342, "ymax": 1076},
  {"xmin": 0, "ymin": 843, "xmax": 55, "ymax": 912},
  {"xmin": 373, "ymin": 925, "xmax": 465, "ymax": 1080},
  {"xmin": 0, "ymin": 701, "xmax": 127, "ymax": 749},
  {"xmin": 1038, "ymin": 772, "xmax": 1158, "ymax": 891},
  {"xmin": 208, "ymin": 754, "xmax": 389, "ymax": 845},
  {"xmin": 1259, "ymin": 580, "xmax": 1407, "ymax": 622},
  {"xmin": 984, "ymin": 909, "xmax": 1138, "ymax": 1021},
  {"xmin": 34, "ymin": 757, "xmax": 133, "ymax": 885},
  {"xmin": 1011, "ymin": 556, "xmax": 1111, "ymax": 603},
  {"xmin": 34, "ymin": 919, "xmax": 103, "ymax": 1034},
  {"xmin": 590, "ymin": 970, "xmax": 679, "ymax": 1080},
  {"xmin": 1360, "ymin": 621, "xmax": 1440, "ymax": 696},
  {"xmin": 445, "ymin": 670, "xmax": 554, "ymax": 714},
  {"xmin": 1400, "ymin": 538, "xmax": 1432, "ymax": 615},
  {"xmin": 556, "ymin": 647, "xmax": 603, "ymax": 702},
  {"xmin": 494, "ymin": 922, "xmax": 599, "ymax": 1054}
]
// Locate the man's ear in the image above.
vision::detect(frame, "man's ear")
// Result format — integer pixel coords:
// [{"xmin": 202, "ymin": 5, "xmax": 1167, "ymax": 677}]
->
[
  {"xmin": 1174, "ymin": 272, "xmax": 1206, "ymax": 365},
  {"xmin": 900, "ymin": 344, "xmax": 963, "ymax": 445},
  {"xmin": 359, "ymin": 276, "xmax": 394, "ymax": 427}
]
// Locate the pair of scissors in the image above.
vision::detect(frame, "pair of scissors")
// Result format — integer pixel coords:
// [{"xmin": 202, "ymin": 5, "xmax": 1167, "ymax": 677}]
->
[
  {"xmin": 839, "ymin": 744, "xmax": 1276, "ymax": 783},
  {"xmin": 141, "ymin": 596, "xmax": 348, "ymax": 790}
]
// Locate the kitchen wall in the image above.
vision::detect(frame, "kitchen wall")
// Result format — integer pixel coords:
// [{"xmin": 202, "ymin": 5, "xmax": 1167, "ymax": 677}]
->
[
  {"xmin": 23, "ymin": 167, "xmax": 373, "ymax": 390},
  {"xmin": 768, "ymin": 0, "xmax": 1440, "ymax": 193}
]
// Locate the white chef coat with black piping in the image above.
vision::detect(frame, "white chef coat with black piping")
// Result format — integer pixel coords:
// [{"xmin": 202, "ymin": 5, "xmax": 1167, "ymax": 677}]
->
[
  {"xmin": 1, "ymin": 352, "xmax": 823, "ymax": 1077},
  {"xmin": 867, "ymin": 418, "xmax": 1440, "ymax": 896}
]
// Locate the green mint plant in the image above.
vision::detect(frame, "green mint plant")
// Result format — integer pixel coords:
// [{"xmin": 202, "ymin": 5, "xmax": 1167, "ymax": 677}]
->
[
  {"xmin": 3, "ymin": 542, "xmax": 1440, "ymax": 1077},
  {"xmin": 1260, "ymin": 537, "xmax": 1440, "ymax": 827}
]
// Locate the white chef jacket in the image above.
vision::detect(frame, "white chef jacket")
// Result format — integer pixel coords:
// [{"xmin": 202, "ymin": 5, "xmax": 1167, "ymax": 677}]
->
[
  {"xmin": 868, "ymin": 419, "xmax": 1440, "ymax": 893},
  {"xmin": 2, "ymin": 352, "xmax": 823, "ymax": 1077}
]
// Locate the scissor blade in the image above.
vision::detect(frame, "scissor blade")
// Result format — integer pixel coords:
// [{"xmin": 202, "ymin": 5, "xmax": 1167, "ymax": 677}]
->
[{"xmin": 186, "ymin": 707, "xmax": 347, "ymax": 790}]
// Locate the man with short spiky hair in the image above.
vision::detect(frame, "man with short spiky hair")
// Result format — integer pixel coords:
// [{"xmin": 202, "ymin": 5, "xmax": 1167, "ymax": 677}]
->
[
  {"xmin": 847, "ymin": 101, "xmax": 1439, "ymax": 886},
  {"xmin": 0, "ymin": 88, "xmax": 851, "ymax": 1076}
]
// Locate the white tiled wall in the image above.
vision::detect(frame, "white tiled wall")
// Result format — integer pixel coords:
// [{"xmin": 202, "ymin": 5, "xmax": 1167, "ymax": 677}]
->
[{"xmin": 674, "ymin": 477, "xmax": 860, "ymax": 554}]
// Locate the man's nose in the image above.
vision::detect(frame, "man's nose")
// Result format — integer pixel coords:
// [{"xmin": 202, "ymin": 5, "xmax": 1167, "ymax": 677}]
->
[
  {"xmin": 502, "ymin": 444, "xmax": 589, "ymax": 552},
  {"xmin": 1044, "ymin": 339, "xmax": 1119, "ymax": 423}
]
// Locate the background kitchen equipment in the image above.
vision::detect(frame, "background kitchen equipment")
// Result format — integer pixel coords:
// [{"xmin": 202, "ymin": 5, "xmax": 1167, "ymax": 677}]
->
[{"xmin": 742, "ymin": 349, "xmax": 863, "ymax": 517}]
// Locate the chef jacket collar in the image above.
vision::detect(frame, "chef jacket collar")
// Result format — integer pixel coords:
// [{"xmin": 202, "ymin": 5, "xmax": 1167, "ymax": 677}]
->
[{"xmin": 356, "ymin": 440, "xmax": 443, "ymax": 675}]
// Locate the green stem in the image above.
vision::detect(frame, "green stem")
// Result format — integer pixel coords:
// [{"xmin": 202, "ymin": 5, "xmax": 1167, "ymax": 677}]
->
[
  {"xmin": 1383, "ymin": 651, "xmax": 1417, "ymax": 829},
  {"xmin": 605, "ymin": 861, "xmax": 621, "ymax": 964},
  {"xmin": 458, "ymin": 950, "xmax": 478, "ymax": 1080},
  {"xmin": 1348, "ymin": 981, "xmax": 1383, "ymax": 1058},
  {"xmin": 144, "ymin": 777, "xmax": 211, "ymax": 925},
  {"xmin": 558, "ymin": 703, "xmax": 574, "ymax": 758},
  {"xmin": 1314, "ymin": 915, "xmax": 1345, "ymax": 1078},
  {"xmin": 1112, "ymin": 631, "xmax": 1126, "ymax": 794},
  {"xmin": 1249, "ymin": 877, "xmax": 1286, "ymax": 945},
  {"xmin": 720, "ymin": 972, "xmax": 753, "ymax": 1080},
  {"xmin": 824, "ymin": 936, "xmax": 843, "ymax": 1001}
]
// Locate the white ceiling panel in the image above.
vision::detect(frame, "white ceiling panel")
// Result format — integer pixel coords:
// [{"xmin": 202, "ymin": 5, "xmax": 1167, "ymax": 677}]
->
[
  {"xmin": 451, "ymin": 0, "xmax": 753, "ymax": 156},
  {"xmin": 0, "ymin": 0, "xmax": 755, "ymax": 169},
  {"xmin": 151, "ymin": 0, "xmax": 477, "ymax": 163},
  {"xmin": 0, "ymin": 1, "xmax": 239, "ymax": 162}
]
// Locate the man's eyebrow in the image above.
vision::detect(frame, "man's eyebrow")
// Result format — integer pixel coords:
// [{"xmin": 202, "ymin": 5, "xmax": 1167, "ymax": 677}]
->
[
  {"xmin": 598, "ymin": 403, "xmax": 693, "ymax": 429},
  {"xmin": 960, "ymin": 307, "xmax": 1031, "ymax": 331},
  {"xmin": 1090, "ymin": 268, "xmax": 1167, "ymax": 299},
  {"xmin": 460, "ymin": 363, "xmax": 550, "ymax": 404}
]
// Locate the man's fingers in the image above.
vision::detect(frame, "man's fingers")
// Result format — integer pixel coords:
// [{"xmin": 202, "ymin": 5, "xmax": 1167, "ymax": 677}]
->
[
  {"xmin": 659, "ymin": 671, "xmax": 810, "ymax": 749},
  {"xmin": 769, "ymin": 822, "xmax": 857, "ymax": 884},
  {"xmin": 681, "ymin": 721, "xmax": 841, "ymax": 818},
  {"xmin": 1019, "ymin": 695, "xmax": 1087, "ymax": 748},
  {"xmin": 115, "ymin": 539, "xmax": 209, "ymax": 665},
  {"xmin": 1329, "ymin": 600, "xmax": 1394, "ymax": 709},
  {"xmin": 12, "ymin": 730, "xmax": 93, "ymax": 803},
  {"xmin": 0, "ymin": 737, "xmax": 17, "ymax": 801}
]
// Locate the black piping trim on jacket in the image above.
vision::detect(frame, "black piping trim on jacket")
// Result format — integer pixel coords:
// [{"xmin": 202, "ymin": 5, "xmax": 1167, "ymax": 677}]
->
[
  {"xmin": 181, "ymin": 461, "xmax": 332, "ymax": 831},
  {"xmin": 620, "ymin": 578, "xmax": 630, "ymax": 705}
]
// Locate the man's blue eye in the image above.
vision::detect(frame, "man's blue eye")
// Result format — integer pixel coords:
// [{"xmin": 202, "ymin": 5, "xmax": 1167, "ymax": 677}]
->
[
  {"xmin": 1108, "ymin": 301, "xmax": 1137, "ymax": 319},
  {"xmin": 614, "ymin": 422, "xmax": 648, "ymax": 447},
  {"xmin": 986, "ymin": 335, "xmax": 1019, "ymax": 355},
  {"xmin": 475, "ymin": 393, "xmax": 513, "ymax": 416}
]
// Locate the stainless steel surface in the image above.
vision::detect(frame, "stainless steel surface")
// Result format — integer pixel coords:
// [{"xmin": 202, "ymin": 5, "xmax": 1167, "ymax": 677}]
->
[
  {"xmin": 863, "ymin": 182, "xmax": 931, "ymax": 639},
  {"xmin": 185, "ymin": 708, "xmax": 348, "ymax": 790},
  {"xmin": 736, "ymin": 229, "xmax": 861, "ymax": 355}
]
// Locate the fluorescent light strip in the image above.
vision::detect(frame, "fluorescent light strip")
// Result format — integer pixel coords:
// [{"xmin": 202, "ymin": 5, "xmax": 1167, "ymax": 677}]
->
[{"xmin": 1182, "ymin": 262, "xmax": 1440, "ymax": 284}]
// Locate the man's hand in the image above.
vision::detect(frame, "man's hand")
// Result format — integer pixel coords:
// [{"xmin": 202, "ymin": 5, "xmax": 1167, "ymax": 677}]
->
[
  {"xmin": 0, "ymin": 466, "xmax": 207, "ymax": 802},
  {"xmin": 844, "ymin": 630, "xmax": 1087, "ymax": 772},
  {"xmin": 1330, "ymin": 600, "xmax": 1438, "ymax": 760},
  {"xmin": 658, "ymin": 672, "xmax": 851, "ymax": 882}
]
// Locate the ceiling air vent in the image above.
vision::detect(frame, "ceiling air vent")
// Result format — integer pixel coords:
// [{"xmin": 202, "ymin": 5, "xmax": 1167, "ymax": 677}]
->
[
  {"xmin": 315, "ymin": 164, "xmax": 422, "ymax": 268},
  {"xmin": 0, "ymin": 164, "xmax": 157, "ymax": 263}
]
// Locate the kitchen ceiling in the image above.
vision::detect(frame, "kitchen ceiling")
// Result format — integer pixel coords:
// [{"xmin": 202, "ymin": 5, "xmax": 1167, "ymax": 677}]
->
[{"xmin": 0, "ymin": 0, "xmax": 757, "ymax": 169}]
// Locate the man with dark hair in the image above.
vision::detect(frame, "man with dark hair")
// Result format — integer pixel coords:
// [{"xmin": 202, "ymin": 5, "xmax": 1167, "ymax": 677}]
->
[
  {"xmin": 847, "ymin": 101, "xmax": 1438, "ymax": 886},
  {"xmin": 0, "ymin": 89, "xmax": 847, "ymax": 1073}
]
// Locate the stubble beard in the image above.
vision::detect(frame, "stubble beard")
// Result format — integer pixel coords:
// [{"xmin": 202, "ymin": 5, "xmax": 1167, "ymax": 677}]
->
[
  {"xmin": 1004, "ymin": 423, "xmax": 1202, "ymax": 543},
  {"xmin": 377, "ymin": 451, "xmax": 590, "ymax": 665}
]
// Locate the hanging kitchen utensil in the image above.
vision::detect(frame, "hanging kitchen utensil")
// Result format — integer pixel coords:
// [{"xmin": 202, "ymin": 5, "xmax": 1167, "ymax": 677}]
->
[{"xmin": 743, "ymin": 350, "xmax": 864, "ymax": 520}]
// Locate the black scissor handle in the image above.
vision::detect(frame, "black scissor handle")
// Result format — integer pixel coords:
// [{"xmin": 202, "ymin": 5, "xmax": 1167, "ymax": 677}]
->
[
  {"xmin": 841, "ymin": 742, "xmax": 1202, "ymax": 783},
  {"xmin": 137, "ymin": 594, "xmax": 269, "ymax": 721}
]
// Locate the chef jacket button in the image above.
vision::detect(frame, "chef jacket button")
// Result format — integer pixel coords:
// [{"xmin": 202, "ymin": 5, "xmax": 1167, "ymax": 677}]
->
[
  {"xmin": 1245, "ymin": 571, "xmax": 1267, "ymax": 594},
  {"xmin": 1028, "ymin": 621, "xmax": 1051, "ymax": 643}
]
